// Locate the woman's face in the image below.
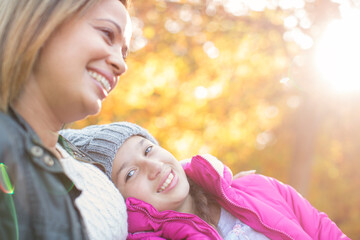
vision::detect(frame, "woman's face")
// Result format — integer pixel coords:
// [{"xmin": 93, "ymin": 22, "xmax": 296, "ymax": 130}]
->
[
  {"xmin": 31, "ymin": 0, "xmax": 132, "ymax": 123},
  {"xmin": 112, "ymin": 136, "xmax": 192, "ymax": 213}
]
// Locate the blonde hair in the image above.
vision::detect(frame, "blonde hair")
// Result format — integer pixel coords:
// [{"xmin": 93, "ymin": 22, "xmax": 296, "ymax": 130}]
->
[{"xmin": 0, "ymin": 0, "xmax": 129, "ymax": 113}]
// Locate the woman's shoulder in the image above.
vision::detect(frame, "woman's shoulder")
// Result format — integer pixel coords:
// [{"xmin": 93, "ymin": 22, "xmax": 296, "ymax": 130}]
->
[
  {"xmin": 0, "ymin": 111, "xmax": 23, "ymax": 150},
  {"xmin": 0, "ymin": 109, "xmax": 31, "ymax": 139},
  {"xmin": 0, "ymin": 110, "xmax": 15, "ymax": 131}
]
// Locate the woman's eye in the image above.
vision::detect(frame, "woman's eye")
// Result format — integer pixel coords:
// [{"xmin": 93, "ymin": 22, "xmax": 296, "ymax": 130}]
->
[
  {"xmin": 122, "ymin": 47, "xmax": 129, "ymax": 60},
  {"xmin": 101, "ymin": 28, "xmax": 115, "ymax": 43},
  {"xmin": 145, "ymin": 146, "xmax": 152, "ymax": 156},
  {"xmin": 125, "ymin": 169, "xmax": 135, "ymax": 182}
]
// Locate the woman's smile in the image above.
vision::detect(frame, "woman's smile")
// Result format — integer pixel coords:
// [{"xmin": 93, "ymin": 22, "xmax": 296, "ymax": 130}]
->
[
  {"xmin": 27, "ymin": 0, "xmax": 132, "ymax": 122},
  {"xmin": 88, "ymin": 70, "xmax": 113, "ymax": 93}
]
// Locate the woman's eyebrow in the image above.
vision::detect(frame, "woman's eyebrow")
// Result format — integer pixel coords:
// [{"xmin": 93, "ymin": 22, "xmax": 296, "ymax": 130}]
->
[{"xmin": 95, "ymin": 18, "xmax": 123, "ymax": 35}]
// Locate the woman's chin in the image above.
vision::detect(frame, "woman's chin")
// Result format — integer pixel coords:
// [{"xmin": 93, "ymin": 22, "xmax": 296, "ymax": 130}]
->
[
  {"xmin": 72, "ymin": 99, "xmax": 102, "ymax": 122},
  {"xmin": 86, "ymin": 99, "xmax": 102, "ymax": 116}
]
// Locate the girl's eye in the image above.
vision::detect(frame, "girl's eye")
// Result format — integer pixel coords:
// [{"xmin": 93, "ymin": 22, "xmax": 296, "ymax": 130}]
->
[
  {"xmin": 125, "ymin": 169, "xmax": 135, "ymax": 182},
  {"xmin": 145, "ymin": 146, "xmax": 152, "ymax": 156}
]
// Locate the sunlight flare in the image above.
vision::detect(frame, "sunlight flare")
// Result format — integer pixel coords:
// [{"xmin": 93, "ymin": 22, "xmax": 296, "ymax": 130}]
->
[{"xmin": 315, "ymin": 13, "xmax": 360, "ymax": 93}]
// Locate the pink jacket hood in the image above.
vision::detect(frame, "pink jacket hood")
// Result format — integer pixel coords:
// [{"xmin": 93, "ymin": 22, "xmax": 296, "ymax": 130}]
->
[{"xmin": 126, "ymin": 154, "xmax": 350, "ymax": 240}]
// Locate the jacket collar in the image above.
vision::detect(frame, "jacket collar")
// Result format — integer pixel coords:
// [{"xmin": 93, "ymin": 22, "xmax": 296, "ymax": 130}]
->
[
  {"xmin": 126, "ymin": 197, "xmax": 222, "ymax": 239},
  {"xmin": 8, "ymin": 106, "xmax": 42, "ymax": 144},
  {"xmin": 9, "ymin": 107, "xmax": 106, "ymax": 173}
]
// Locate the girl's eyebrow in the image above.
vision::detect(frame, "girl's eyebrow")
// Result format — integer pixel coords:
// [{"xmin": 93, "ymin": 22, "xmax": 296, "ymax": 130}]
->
[
  {"xmin": 115, "ymin": 138, "xmax": 146, "ymax": 182},
  {"xmin": 114, "ymin": 161, "xmax": 127, "ymax": 184},
  {"xmin": 137, "ymin": 138, "xmax": 145, "ymax": 148},
  {"xmin": 118, "ymin": 162, "xmax": 128, "ymax": 177}
]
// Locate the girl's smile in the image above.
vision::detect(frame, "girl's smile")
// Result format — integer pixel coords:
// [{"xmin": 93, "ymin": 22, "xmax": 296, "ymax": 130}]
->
[
  {"xmin": 112, "ymin": 135, "xmax": 193, "ymax": 213},
  {"xmin": 157, "ymin": 170, "xmax": 178, "ymax": 193}
]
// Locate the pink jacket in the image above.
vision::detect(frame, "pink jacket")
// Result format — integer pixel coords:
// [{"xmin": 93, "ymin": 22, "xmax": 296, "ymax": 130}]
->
[{"xmin": 126, "ymin": 154, "xmax": 350, "ymax": 240}]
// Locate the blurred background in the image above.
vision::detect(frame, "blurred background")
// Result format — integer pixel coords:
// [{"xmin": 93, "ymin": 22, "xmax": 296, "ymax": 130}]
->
[{"xmin": 72, "ymin": 0, "xmax": 360, "ymax": 238}]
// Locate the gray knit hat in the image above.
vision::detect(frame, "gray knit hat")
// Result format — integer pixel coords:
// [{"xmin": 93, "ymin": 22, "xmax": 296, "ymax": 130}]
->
[{"xmin": 59, "ymin": 122, "xmax": 158, "ymax": 179}]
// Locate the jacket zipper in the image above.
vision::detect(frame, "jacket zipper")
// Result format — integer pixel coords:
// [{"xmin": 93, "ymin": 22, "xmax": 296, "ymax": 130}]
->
[
  {"xmin": 196, "ymin": 155, "xmax": 294, "ymax": 240},
  {"xmin": 131, "ymin": 205, "xmax": 223, "ymax": 239}
]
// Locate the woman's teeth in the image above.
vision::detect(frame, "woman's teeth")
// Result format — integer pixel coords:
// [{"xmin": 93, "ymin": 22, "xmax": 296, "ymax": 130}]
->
[
  {"xmin": 88, "ymin": 71, "xmax": 111, "ymax": 92},
  {"xmin": 158, "ymin": 172, "xmax": 174, "ymax": 193}
]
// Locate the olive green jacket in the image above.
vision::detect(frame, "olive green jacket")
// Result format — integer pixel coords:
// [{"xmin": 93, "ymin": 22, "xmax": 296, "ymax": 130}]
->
[{"xmin": 0, "ymin": 109, "xmax": 102, "ymax": 240}]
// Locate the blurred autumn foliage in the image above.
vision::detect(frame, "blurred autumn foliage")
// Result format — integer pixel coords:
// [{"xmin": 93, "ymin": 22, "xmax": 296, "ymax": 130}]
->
[{"xmin": 71, "ymin": 0, "xmax": 360, "ymax": 238}]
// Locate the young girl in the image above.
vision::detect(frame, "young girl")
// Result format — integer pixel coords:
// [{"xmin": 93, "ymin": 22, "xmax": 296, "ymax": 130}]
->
[{"xmin": 61, "ymin": 122, "xmax": 350, "ymax": 240}]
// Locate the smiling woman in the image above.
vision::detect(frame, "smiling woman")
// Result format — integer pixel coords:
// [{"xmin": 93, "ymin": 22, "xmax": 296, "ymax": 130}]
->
[
  {"xmin": 315, "ymin": 10, "xmax": 360, "ymax": 93},
  {"xmin": 28, "ymin": 0, "xmax": 131, "ymax": 122},
  {"xmin": 0, "ymin": 0, "xmax": 131, "ymax": 239}
]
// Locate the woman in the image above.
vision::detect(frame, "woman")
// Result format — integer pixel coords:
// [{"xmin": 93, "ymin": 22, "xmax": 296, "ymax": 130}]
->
[{"xmin": 0, "ymin": 0, "xmax": 131, "ymax": 239}]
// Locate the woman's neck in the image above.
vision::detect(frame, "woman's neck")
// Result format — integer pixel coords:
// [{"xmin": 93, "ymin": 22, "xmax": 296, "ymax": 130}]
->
[{"xmin": 12, "ymin": 80, "xmax": 63, "ymax": 158}]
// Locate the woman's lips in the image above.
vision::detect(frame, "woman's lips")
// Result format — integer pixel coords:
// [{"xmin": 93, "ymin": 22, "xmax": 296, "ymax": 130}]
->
[
  {"xmin": 88, "ymin": 70, "xmax": 111, "ymax": 92},
  {"xmin": 87, "ymin": 68, "xmax": 116, "ymax": 93}
]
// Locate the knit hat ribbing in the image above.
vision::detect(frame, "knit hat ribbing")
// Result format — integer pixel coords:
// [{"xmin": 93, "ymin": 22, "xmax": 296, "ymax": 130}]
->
[{"xmin": 59, "ymin": 122, "xmax": 158, "ymax": 179}]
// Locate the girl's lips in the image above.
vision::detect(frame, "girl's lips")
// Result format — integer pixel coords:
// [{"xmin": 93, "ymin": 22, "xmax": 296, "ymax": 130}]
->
[{"xmin": 157, "ymin": 170, "xmax": 178, "ymax": 193}]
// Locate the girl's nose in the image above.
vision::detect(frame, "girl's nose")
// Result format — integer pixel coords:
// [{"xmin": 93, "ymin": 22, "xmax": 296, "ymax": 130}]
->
[{"xmin": 145, "ymin": 160, "xmax": 164, "ymax": 180}]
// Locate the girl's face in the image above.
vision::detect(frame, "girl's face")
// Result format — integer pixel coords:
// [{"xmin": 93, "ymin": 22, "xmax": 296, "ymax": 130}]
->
[
  {"xmin": 112, "ymin": 136, "xmax": 192, "ymax": 213},
  {"xmin": 31, "ymin": 0, "xmax": 132, "ymax": 123}
]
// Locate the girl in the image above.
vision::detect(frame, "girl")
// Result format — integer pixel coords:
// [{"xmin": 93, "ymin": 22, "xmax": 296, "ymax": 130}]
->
[
  {"xmin": 0, "ymin": 1, "xmax": 131, "ymax": 239},
  {"xmin": 61, "ymin": 122, "xmax": 350, "ymax": 240}
]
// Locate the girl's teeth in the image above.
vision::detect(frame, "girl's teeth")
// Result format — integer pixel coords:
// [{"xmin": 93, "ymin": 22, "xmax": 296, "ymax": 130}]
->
[
  {"xmin": 158, "ymin": 173, "xmax": 174, "ymax": 193},
  {"xmin": 88, "ymin": 71, "xmax": 111, "ymax": 92}
]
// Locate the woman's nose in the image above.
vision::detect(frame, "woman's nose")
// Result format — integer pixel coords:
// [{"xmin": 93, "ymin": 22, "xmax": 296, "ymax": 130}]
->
[{"xmin": 106, "ymin": 48, "xmax": 127, "ymax": 77}]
